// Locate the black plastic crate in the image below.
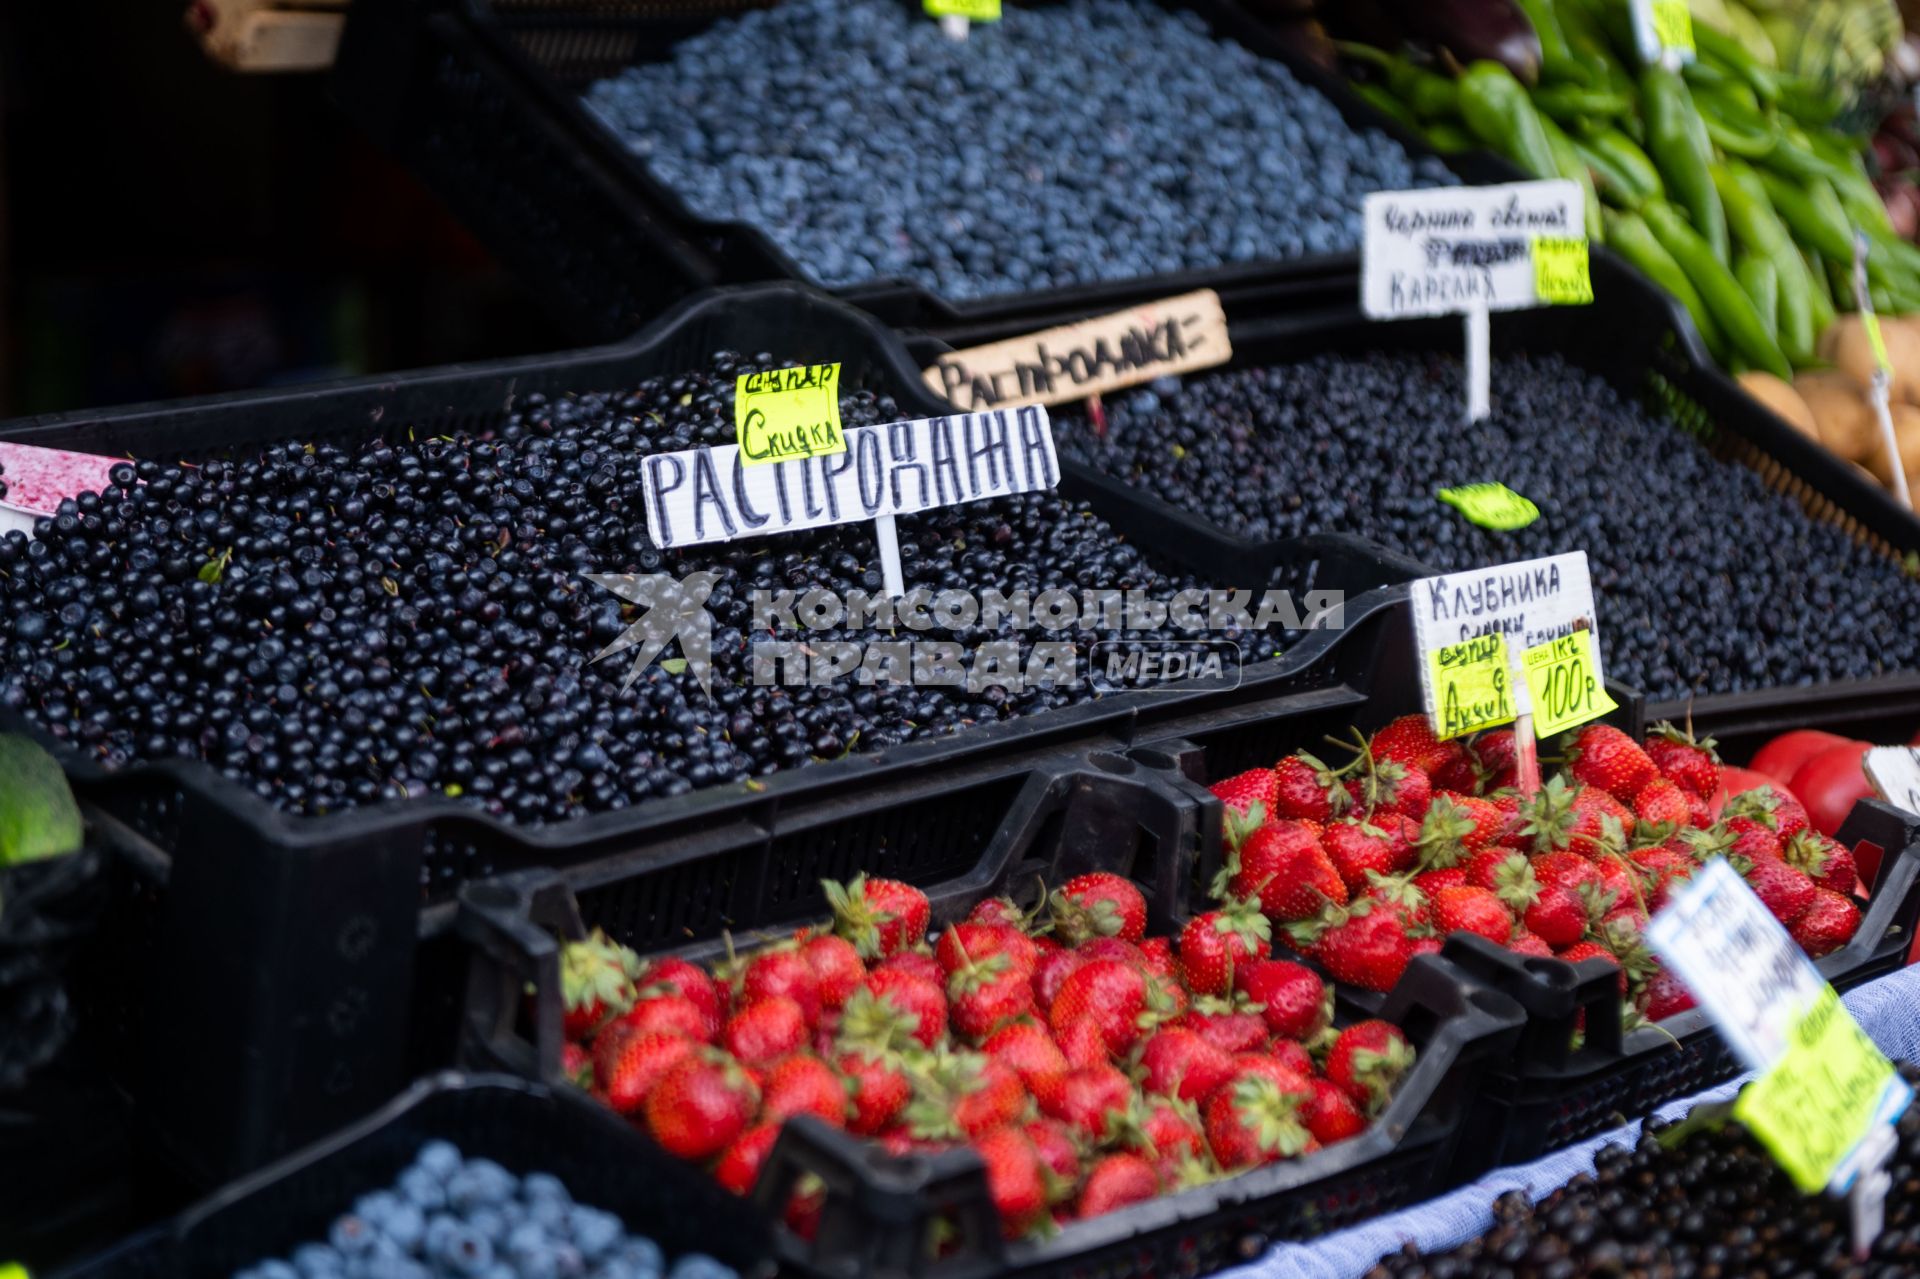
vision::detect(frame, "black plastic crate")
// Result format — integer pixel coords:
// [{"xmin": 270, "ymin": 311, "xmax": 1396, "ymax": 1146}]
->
[
  {"xmin": 326, "ymin": 0, "xmax": 1508, "ymax": 339},
  {"xmin": 1657, "ymin": 675, "xmax": 1920, "ymax": 766},
  {"xmin": 0, "ymin": 282, "xmax": 1431, "ymax": 1189},
  {"xmin": 453, "ymin": 749, "xmax": 1527, "ymax": 1279},
  {"xmin": 54, "ymin": 1072, "xmax": 774, "ymax": 1279}
]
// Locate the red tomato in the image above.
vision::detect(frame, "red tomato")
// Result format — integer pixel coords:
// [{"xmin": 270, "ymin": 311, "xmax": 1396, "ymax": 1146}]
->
[
  {"xmin": 1711, "ymin": 765, "xmax": 1783, "ymax": 819},
  {"xmin": 1749, "ymin": 730, "xmax": 1856, "ymax": 785},
  {"xmin": 1786, "ymin": 742, "xmax": 1875, "ymax": 838}
]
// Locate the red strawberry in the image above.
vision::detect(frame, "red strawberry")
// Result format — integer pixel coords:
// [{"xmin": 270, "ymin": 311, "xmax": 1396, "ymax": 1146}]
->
[
  {"xmin": 1570, "ymin": 724, "xmax": 1658, "ymax": 803},
  {"xmin": 1643, "ymin": 967, "xmax": 1696, "ymax": 1021},
  {"xmin": 1726, "ymin": 823, "xmax": 1784, "ymax": 863},
  {"xmin": 1324, "ymin": 817, "xmax": 1414, "ymax": 892},
  {"xmin": 843, "ymin": 971, "xmax": 947, "ymax": 1050},
  {"xmin": 1139, "ymin": 1027, "xmax": 1237, "ymax": 1104},
  {"xmin": 1324, "ymin": 1020, "xmax": 1414, "ymax": 1114},
  {"xmin": 561, "ymin": 932, "xmax": 636, "ymax": 1039},
  {"xmin": 592, "ymin": 1025, "xmax": 694, "ymax": 1116},
  {"xmin": 1791, "ymin": 889, "xmax": 1862, "ymax": 957},
  {"xmin": 1078, "ymin": 1153, "xmax": 1160, "ymax": 1220},
  {"xmin": 1413, "ymin": 866, "xmax": 1469, "ymax": 898},
  {"xmin": 1228, "ymin": 820, "xmax": 1347, "ymax": 920},
  {"xmin": 1346, "ymin": 758, "xmax": 1433, "ymax": 818},
  {"xmin": 951, "ymin": 1057, "xmax": 1031, "ymax": 1139},
  {"xmin": 1462, "ymin": 845, "xmax": 1521, "ymax": 892},
  {"xmin": 1049, "ymin": 872, "xmax": 1149, "ymax": 945},
  {"xmin": 1137, "ymin": 935, "xmax": 1179, "ymax": 986},
  {"xmin": 1644, "ymin": 722, "xmax": 1721, "ymax": 798},
  {"xmin": 1724, "ymin": 786, "xmax": 1810, "ymax": 844},
  {"xmin": 967, "ymin": 895, "xmax": 1032, "ymax": 929},
  {"xmin": 622, "ymin": 992, "xmax": 712, "ymax": 1042},
  {"xmin": 1303, "ymin": 1076, "xmax": 1367, "ymax": 1145},
  {"xmin": 1049, "ymin": 958, "xmax": 1156, "ymax": 1057},
  {"xmin": 1627, "ymin": 846, "xmax": 1694, "ymax": 911},
  {"xmin": 1570, "ymin": 787, "xmax": 1633, "ymax": 850},
  {"xmin": 1234, "ymin": 959, "xmax": 1330, "ymax": 1042},
  {"xmin": 1176, "ymin": 996, "xmax": 1271, "ymax": 1055},
  {"xmin": 972, "ymin": 1126, "xmax": 1047, "ymax": 1239},
  {"xmin": 1031, "ymin": 946, "xmax": 1086, "ymax": 1013},
  {"xmin": 946, "ymin": 937, "xmax": 1037, "ymax": 1041},
  {"xmin": 1055, "ymin": 1013, "xmax": 1110, "ymax": 1070},
  {"xmin": 1120, "ymin": 1097, "xmax": 1205, "ymax": 1169},
  {"xmin": 1035, "ymin": 1064, "xmax": 1134, "ymax": 1143},
  {"xmin": 1361, "ymin": 867, "xmax": 1434, "ymax": 931},
  {"xmin": 1024, "ymin": 1118, "xmax": 1082, "ymax": 1188},
  {"xmin": 1429, "ymin": 746, "xmax": 1480, "ymax": 796},
  {"xmin": 723, "ymin": 995, "xmax": 808, "ymax": 1067},
  {"xmin": 1507, "ymin": 929, "xmax": 1555, "ymax": 958},
  {"xmin": 1784, "ymin": 830, "xmax": 1859, "ymax": 896},
  {"xmin": 1075, "ymin": 936, "xmax": 1147, "ymax": 967},
  {"xmin": 838, "ymin": 1048, "xmax": 911, "ymax": 1134},
  {"xmin": 1558, "ymin": 941, "xmax": 1626, "ymax": 996},
  {"xmin": 1178, "ymin": 899, "xmax": 1273, "ymax": 996},
  {"xmin": 823, "ymin": 874, "xmax": 931, "ymax": 960},
  {"xmin": 1533, "ymin": 849, "xmax": 1603, "ymax": 896},
  {"xmin": 1209, "ymin": 768, "xmax": 1278, "ymax": 819},
  {"xmin": 1740, "ymin": 855, "xmax": 1816, "ymax": 926},
  {"xmin": 1204, "ymin": 1073, "xmax": 1316, "ymax": 1169},
  {"xmin": 1273, "ymin": 753, "xmax": 1346, "ymax": 822},
  {"xmin": 1429, "ymin": 792, "xmax": 1505, "ymax": 854},
  {"xmin": 1633, "ymin": 778, "xmax": 1691, "ymax": 832},
  {"xmin": 1492, "ymin": 857, "xmax": 1586, "ymax": 950},
  {"xmin": 741, "ymin": 946, "xmax": 823, "ymax": 1026},
  {"xmin": 874, "ymin": 950, "xmax": 946, "ymax": 987},
  {"xmin": 714, "ymin": 1121, "xmax": 781, "ymax": 1196},
  {"xmin": 1294, "ymin": 899, "xmax": 1416, "ymax": 993},
  {"xmin": 1468, "ymin": 730, "xmax": 1520, "ymax": 790},
  {"xmin": 762, "ymin": 1054, "xmax": 849, "ymax": 1127},
  {"xmin": 982, "ymin": 1020, "xmax": 1070, "ymax": 1096},
  {"xmin": 562, "ymin": 1041, "xmax": 593, "ymax": 1090},
  {"xmin": 635, "ymin": 956, "xmax": 722, "ymax": 1037},
  {"xmin": 645, "ymin": 1050, "xmax": 759, "ymax": 1160},
  {"xmin": 935, "ymin": 922, "xmax": 1040, "ymax": 980},
  {"xmin": 800, "ymin": 934, "xmax": 867, "ymax": 1011},
  {"xmin": 1432, "ymin": 886, "xmax": 1513, "ymax": 945},
  {"xmin": 1369, "ymin": 714, "xmax": 1455, "ymax": 775}
]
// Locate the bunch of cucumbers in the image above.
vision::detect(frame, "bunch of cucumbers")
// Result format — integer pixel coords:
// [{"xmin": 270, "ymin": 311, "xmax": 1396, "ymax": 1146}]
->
[{"xmin": 1345, "ymin": 0, "xmax": 1920, "ymax": 380}]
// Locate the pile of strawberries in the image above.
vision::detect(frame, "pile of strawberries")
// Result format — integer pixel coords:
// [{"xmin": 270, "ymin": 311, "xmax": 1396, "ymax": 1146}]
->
[
  {"xmin": 557, "ymin": 871, "xmax": 1420, "ymax": 1240},
  {"xmin": 1207, "ymin": 716, "xmax": 1868, "ymax": 1026}
]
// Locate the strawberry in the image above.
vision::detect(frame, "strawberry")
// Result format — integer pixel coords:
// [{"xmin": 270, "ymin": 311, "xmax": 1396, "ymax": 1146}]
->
[
  {"xmin": 1119, "ymin": 1097, "xmax": 1205, "ymax": 1168},
  {"xmin": 723, "ymin": 995, "xmax": 808, "ymax": 1067},
  {"xmin": 1204, "ymin": 1074, "xmax": 1316, "ymax": 1169},
  {"xmin": 621, "ymin": 991, "xmax": 712, "ymax": 1042},
  {"xmin": 1035, "ymin": 1064, "xmax": 1134, "ymax": 1143},
  {"xmin": 562, "ymin": 1041, "xmax": 593, "ymax": 1090},
  {"xmin": 1176, "ymin": 995, "xmax": 1271, "ymax": 1055},
  {"xmin": 1227, "ymin": 820, "xmax": 1346, "ymax": 920},
  {"xmin": 838, "ymin": 1048, "xmax": 912, "ymax": 1134},
  {"xmin": 1076, "ymin": 937, "xmax": 1147, "ymax": 967},
  {"xmin": 592, "ymin": 1025, "xmax": 694, "ymax": 1116},
  {"xmin": 1324, "ymin": 1020, "xmax": 1414, "ymax": 1113},
  {"xmin": 1139, "ymin": 1026, "xmax": 1237, "ymax": 1104},
  {"xmin": 843, "ymin": 971, "xmax": 947, "ymax": 1050},
  {"xmin": 1557, "ymin": 941, "xmax": 1626, "ymax": 997},
  {"xmin": 1468, "ymin": 730, "xmax": 1520, "ymax": 792},
  {"xmin": 951, "ymin": 1057, "xmax": 1031, "ymax": 1139},
  {"xmin": 1055, "ymin": 1014, "xmax": 1110, "ymax": 1070},
  {"xmin": 947, "ymin": 936, "xmax": 1038, "ymax": 1041},
  {"xmin": 1234, "ymin": 959, "xmax": 1330, "ymax": 1042},
  {"xmin": 1294, "ymin": 898, "xmax": 1416, "ymax": 993},
  {"xmin": 823, "ymin": 874, "xmax": 931, "ymax": 960},
  {"xmin": 1784, "ymin": 830, "xmax": 1859, "ymax": 896},
  {"xmin": 714, "ymin": 1122, "xmax": 780, "ymax": 1196},
  {"xmin": 1570, "ymin": 723, "xmax": 1658, "ymax": 803},
  {"xmin": 1413, "ymin": 866, "xmax": 1468, "ymax": 898},
  {"xmin": 1178, "ymin": 899, "xmax": 1273, "ymax": 995},
  {"xmin": 1209, "ymin": 768, "xmax": 1278, "ymax": 819},
  {"xmin": 1050, "ymin": 872, "xmax": 1149, "ymax": 945},
  {"xmin": 561, "ymin": 931, "xmax": 637, "ymax": 1039},
  {"xmin": 1023, "ymin": 1118, "xmax": 1082, "ymax": 1189},
  {"xmin": 1790, "ymin": 889, "xmax": 1861, "ymax": 957},
  {"xmin": 800, "ymin": 934, "xmax": 867, "ymax": 1011},
  {"xmin": 1532, "ymin": 849, "xmax": 1603, "ymax": 896},
  {"xmin": 1049, "ymin": 958, "xmax": 1158, "ymax": 1057},
  {"xmin": 1492, "ymin": 857, "xmax": 1586, "ymax": 950},
  {"xmin": 1726, "ymin": 823, "xmax": 1783, "ymax": 863},
  {"xmin": 1431, "ymin": 886, "xmax": 1513, "ymax": 945},
  {"xmin": 1273, "ymin": 752, "xmax": 1347, "ymax": 822},
  {"xmin": 1429, "ymin": 746, "xmax": 1481, "ymax": 797},
  {"xmin": 967, "ymin": 895, "xmax": 1032, "ymax": 929},
  {"xmin": 1739, "ymin": 854, "xmax": 1816, "ymax": 925},
  {"xmin": 1137, "ymin": 935, "xmax": 1180, "ymax": 986},
  {"xmin": 982, "ymin": 1020, "xmax": 1069, "ymax": 1096},
  {"xmin": 1077, "ymin": 1153, "xmax": 1160, "ymax": 1220},
  {"xmin": 1644, "ymin": 722, "xmax": 1720, "ymax": 799},
  {"xmin": 1569, "ymin": 787, "xmax": 1633, "ymax": 855},
  {"xmin": 762, "ymin": 1054, "xmax": 849, "ymax": 1127},
  {"xmin": 1031, "ymin": 947, "xmax": 1086, "ymax": 1013},
  {"xmin": 1345, "ymin": 756, "xmax": 1432, "ymax": 821},
  {"xmin": 1369, "ymin": 714, "xmax": 1455, "ymax": 775},
  {"xmin": 1303, "ymin": 1076, "xmax": 1367, "ymax": 1145},
  {"xmin": 1633, "ymin": 777, "xmax": 1691, "ymax": 832},
  {"xmin": 1426, "ymin": 792, "xmax": 1505, "ymax": 855},
  {"xmin": 1627, "ymin": 846, "xmax": 1694, "ymax": 911},
  {"xmin": 1462, "ymin": 845, "xmax": 1521, "ymax": 892},
  {"xmin": 1643, "ymin": 968, "xmax": 1696, "ymax": 1021},
  {"xmin": 740, "ymin": 946, "xmax": 823, "ymax": 1026},
  {"xmin": 1324, "ymin": 817, "xmax": 1414, "ymax": 892},
  {"xmin": 1507, "ymin": 929, "xmax": 1555, "ymax": 958},
  {"xmin": 1362, "ymin": 867, "xmax": 1434, "ymax": 931},
  {"xmin": 645, "ymin": 1050, "xmax": 759, "ymax": 1161},
  {"xmin": 972, "ymin": 1126, "xmax": 1047, "ymax": 1238},
  {"xmin": 873, "ymin": 950, "xmax": 945, "ymax": 988},
  {"xmin": 1724, "ymin": 786, "xmax": 1810, "ymax": 844}
]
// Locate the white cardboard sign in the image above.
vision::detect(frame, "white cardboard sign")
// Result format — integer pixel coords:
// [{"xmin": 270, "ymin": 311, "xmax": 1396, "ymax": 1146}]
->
[
  {"xmin": 1362, "ymin": 180, "xmax": 1583, "ymax": 321},
  {"xmin": 1865, "ymin": 746, "xmax": 1920, "ymax": 817},
  {"xmin": 640, "ymin": 406, "xmax": 1058, "ymax": 550},
  {"xmin": 1407, "ymin": 550, "xmax": 1603, "ymax": 719}
]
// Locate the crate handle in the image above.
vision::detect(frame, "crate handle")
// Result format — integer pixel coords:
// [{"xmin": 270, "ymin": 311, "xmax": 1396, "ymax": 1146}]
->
[
  {"xmin": 1439, "ymin": 933, "xmax": 1625, "ymax": 1066},
  {"xmin": 454, "ymin": 869, "xmax": 585, "ymax": 1083}
]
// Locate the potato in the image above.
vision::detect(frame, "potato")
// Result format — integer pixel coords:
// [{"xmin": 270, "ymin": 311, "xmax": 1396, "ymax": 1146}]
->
[
  {"xmin": 1737, "ymin": 371, "xmax": 1819, "ymax": 441},
  {"xmin": 1864, "ymin": 403, "xmax": 1920, "ymax": 486},
  {"xmin": 1794, "ymin": 369, "xmax": 1880, "ymax": 461},
  {"xmin": 1826, "ymin": 313, "xmax": 1920, "ymax": 404}
]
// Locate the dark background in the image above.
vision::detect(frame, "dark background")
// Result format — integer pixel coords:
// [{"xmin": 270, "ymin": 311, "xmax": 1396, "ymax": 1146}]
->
[{"xmin": 0, "ymin": 0, "xmax": 563, "ymax": 418}]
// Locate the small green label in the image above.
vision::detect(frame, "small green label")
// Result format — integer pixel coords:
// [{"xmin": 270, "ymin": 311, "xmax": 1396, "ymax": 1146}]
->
[
  {"xmin": 1533, "ymin": 236, "xmax": 1594, "ymax": 306},
  {"xmin": 1734, "ymin": 986, "xmax": 1897, "ymax": 1192},
  {"xmin": 1437, "ymin": 483, "xmax": 1540, "ymax": 530},
  {"xmin": 1427, "ymin": 633, "xmax": 1516, "ymax": 741},
  {"xmin": 926, "ymin": 0, "xmax": 1001, "ymax": 18}
]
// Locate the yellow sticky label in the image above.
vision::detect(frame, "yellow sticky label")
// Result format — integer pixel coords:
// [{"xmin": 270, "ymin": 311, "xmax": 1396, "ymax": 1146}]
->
[
  {"xmin": 925, "ymin": 0, "xmax": 1001, "ymax": 18},
  {"xmin": 735, "ymin": 364, "xmax": 844, "ymax": 467},
  {"xmin": 1522, "ymin": 630, "xmax": 1620, "ymax": 737},
  {"xmin": 1533, "ymin": 236, "xmax": 1594, "ymax": 306},
  {"xmin": 1, "ymin": 1265, "xmax": 29, "ymax": 1279},
  {"xmin": 1427, "ymin": 633, "xmax": 1516, "ymax": 741},
  {"xmin": 1437, "ymin": 483, "xmax": 1540, "ymax": 530},
  {"xmin": 1865, "ymin": 311, "xmax": 1893, "ymax": 376},
  {"xmin": 1651, "ymin": 0, "xmax": 1695, "ymax": 54},
  {"xmin": 1733, "ymin": 986, "xmax": 1896, "ymax": 1192}
]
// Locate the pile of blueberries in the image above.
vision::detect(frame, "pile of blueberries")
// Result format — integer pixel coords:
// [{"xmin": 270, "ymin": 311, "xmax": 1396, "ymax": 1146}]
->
[
  {"xmin": 1057, "ymin": 351, "xmax": 1920, "ymax": 700},
  {"xmin": 584, "ymin": 0, "xmax": 1452, "ymax": 301},
  {"xmin": 0, "ymin": 354, "xmax": 1282, "ymax": 824},
  {"xmin": 234, "ymin": 1142, "xmax": 736, "ymax": 1279}
]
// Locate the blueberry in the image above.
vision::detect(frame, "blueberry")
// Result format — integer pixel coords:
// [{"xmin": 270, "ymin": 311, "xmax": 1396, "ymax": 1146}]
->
[
  {"xmin": 665, "ymin": 1254, "xmax": 736, "ymax": 1279},
  {"xmin": 397, "ymin": 1166, "xmax": 447, "ymax": 1212},
  {"xmin": 416, "ymin": 1141, "xmax": 464, "ymax": 1180},
  {"xmin": 431, "ymin": 1223, "xmax": 495, "ymax": 1276},
  {"xmin": 520, "ymin": 1172, "xmax": 570, "ymax": 1207},
  {"xmin": 447, "ymin": 1159, "xmax": 515, "ymax": 1213},
  {"xmin": 291, "ymin": 1244, "xmax": 348, "ymax": 1279},
  {"xmin": 329, "ymin": 1215, "xmax": 376, "ymax": 1257},
  {"xmin": 605, "ymin": 1239, "xmax": 665, "ymax": 1279},
  {"xmin": 564, "ymin": 1206, "xmax": 624, "ymax": 1260}
]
